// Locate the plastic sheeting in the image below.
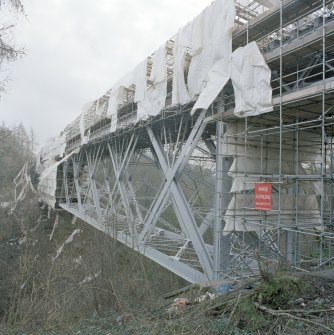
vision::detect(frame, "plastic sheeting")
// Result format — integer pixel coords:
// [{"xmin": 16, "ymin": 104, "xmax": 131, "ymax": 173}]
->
[
  {"xmin": 107, "ymin": 0, "xmax": 239, "ymax": 120},
  {"xmin": 231, "ymin": 41, "xmax": 273, "ymax": 117},
  {"xmin": 109, "ymin": 86, "xmax": 126, "ymax": 132},
  {"xmin": 137, "ymin": 44, "xmax": 167, "ymax": 121},
  {"xmin": 36, "ymin": 134, "xmax": 67, "ymax": 208},
  {"xmin": 54, "ymin": 0, "xmax": 273, "ymax": 144},
  {"xmin": 171, "ymin": 10, "xmax": 206, "ymax": 106},
  {"xmin": 171, "ymin": 28, "xmax": 191, "ymax": 106},
  {"xmin": 46, "ymin": 0, "xmax": 274, "ymax": 152},
  {"xmin": 222, "ymin": 120, "xmax": 322, "ymax": 234},
  {"xmin": 108, "ymin": 59, "xmax": 148, "ymax": 130},
  {"xmin": 190, "ymin": 0, "xmax": 235, "ymax": 113},
  {"xmin": 37, "ymin": 0, "xmax": 276, "ymax": 207}
]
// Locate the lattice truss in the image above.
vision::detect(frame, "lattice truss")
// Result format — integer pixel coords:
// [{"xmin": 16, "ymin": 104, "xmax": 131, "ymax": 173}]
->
[
  {"xmin": 58, "ymin": 122, "xmax": 278, "ymax": 282},
  {"xmin": 38, "ymin": 0, "xmax": 334, "ymax": 283}
]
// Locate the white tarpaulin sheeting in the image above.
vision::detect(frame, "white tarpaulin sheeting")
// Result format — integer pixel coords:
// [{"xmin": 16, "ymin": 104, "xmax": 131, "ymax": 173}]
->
[
  {"xmin": 190, "ymin": 0, "xmax": 235, "ymax": 113},
  {"xmin": 37, "ymin": 0, "xmax": 276, "ymax": 207},
  {"xmin": 222, "ymin": 120, "xmax": 322, "ymax": 234},
  {"xmin": 171, "ymin": 27, "xmax": 192, "ymax": 106},
  {"xmin": 41, "ymin": 0, "xmax": 275, "ymax": 151},
  {"xmin": 56, "ymin": 0, "xmax": 273, "ymax": 142},
  {"xmin": 137, "ymin": 44, "xmax": 167, "ymax": 121},
  {"xmin": 231, "ymin": 41, "xmax": 273, "ymax": 117},
  {"xmin": 37, "ymin": 134, "xmax": 67, "ymax": 208},
  {"xmin": 108, "ymin": 59, "xmax": 148, "ymax": 131},
  {"xmin": 108, "ymin": 0, "xmax": 264, "ymax": 121}
]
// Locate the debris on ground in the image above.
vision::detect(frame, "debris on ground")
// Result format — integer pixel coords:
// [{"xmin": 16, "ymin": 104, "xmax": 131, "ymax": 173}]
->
[
  {"xmin": 159, "ymin": 269, "xmax": 334, "ymax": 334},
  {"xmin": 166, "ymin": 297, "xmax": 190, "ymax": 315}
]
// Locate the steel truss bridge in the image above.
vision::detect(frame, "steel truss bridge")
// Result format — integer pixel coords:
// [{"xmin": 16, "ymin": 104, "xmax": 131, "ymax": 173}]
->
[{"xmin": 52, "ymin": 0, "xmax": 334, "ymax": 283}]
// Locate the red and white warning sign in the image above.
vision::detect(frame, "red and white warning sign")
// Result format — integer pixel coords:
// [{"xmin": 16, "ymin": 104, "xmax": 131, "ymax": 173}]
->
[{"xmin": 255, "ymin": 182, "xmax": 272, "ymax": 211}]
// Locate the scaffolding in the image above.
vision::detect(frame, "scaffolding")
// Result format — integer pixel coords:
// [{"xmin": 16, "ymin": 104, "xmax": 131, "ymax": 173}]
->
[
  {"xmin": 213, "ymin": 0, "xmax": 334, "ymax": 278},
  {"xmin": 37, "ymin": 0, "xmax": 334, "ymax": 283}
]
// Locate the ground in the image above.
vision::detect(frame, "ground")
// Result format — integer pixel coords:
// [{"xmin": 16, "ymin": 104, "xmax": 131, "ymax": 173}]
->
[{"xmin": 2, "ymin": 269, "xmax": 334, "ymax": 335}]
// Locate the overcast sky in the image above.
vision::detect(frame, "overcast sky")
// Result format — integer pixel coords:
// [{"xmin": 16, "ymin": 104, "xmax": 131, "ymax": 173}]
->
[{"xmin": 0, "ymin": 0, "xmax": 212, "ymax": 146}]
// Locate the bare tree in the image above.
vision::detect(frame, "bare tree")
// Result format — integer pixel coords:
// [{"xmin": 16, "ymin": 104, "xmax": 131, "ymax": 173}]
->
[
  {"xmin": 0, "ymin": 0, "xmax": 24, "ymax": 11},
  {"xmin": 0, "ymin": 0, "xmax": 24, "ymax": 95}
]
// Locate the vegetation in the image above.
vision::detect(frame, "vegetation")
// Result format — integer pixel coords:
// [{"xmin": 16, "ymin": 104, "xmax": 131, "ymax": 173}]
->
[
  {"xmin": 0, "ymin": 0, "xmax": 24, "ymax": 95},
  {"xmin": 0, "ymin": 123, "xmax": 35, "ymax": 197},
  {"xmin": 1, "ymin": 122, "xmax": 334, "ymax": 334}
]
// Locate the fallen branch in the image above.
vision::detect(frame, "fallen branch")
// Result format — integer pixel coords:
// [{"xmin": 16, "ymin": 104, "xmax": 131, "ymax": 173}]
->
[
  {"xmin": 254, "ymin": 302, "xmax": 333, "ymax": 332},
  {"xmin": 278, "ymin": 308, "xmax": 334, "ymax": 315}
]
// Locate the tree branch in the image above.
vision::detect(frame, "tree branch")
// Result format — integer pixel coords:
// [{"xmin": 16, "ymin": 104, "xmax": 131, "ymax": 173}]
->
[{"xmin": 254, "ymin": 302, "xmax": 334, "ymax": 332}]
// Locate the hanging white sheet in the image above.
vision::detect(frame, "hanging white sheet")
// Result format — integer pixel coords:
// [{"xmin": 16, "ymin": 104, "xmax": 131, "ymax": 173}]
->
[
  {"xmin": 79, "ymin": 112, "xmax": 88, "ymax": 145},
  {"xmin": 231, "ymin": 41, "xmax": 273, "ymax": 117},
  {"xmin": 134, "ymin": 59, "xmax": 147, "ymax": 103},
  {"xmin": 172, "ymin": 24, "xmax": 192, "ymax": 106},
  {"xmin": 36, "ymin": 134, "xmax": 68, "ymax": 207},
  {"xmin": 108, "ymin": 59, "xmax": 148, "ymax": 130},
  {"xmin": 137, "ymin": 44, "xmax": 167, "ymax": 121},
  {"xmin": 108, "ymin": 86, "xmax": 125, "ymax": 132},
  {"xmin": 149, "ymin": 45, "xmax": 166, "ymax": 84},
  {"xmin": 190, "ymin": 0, "xmax": 235, "ymax": 114}
]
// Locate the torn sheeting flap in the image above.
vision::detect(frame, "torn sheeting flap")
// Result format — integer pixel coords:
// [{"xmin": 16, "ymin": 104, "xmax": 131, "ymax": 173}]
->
[
  {"xmin": 37, "ymin": 169, "xmax": 57, "ymax": 208},
  {"xmin": 53, "ymin": 229, "xmax": 81, "ymax": 261},
  {"xmin": 137, "ymin": 81, "xmax": 167, "ymax": 121},
  {"xmin": 39, "ymin": 134, "xmax": 66, "ymax": 162},
  {"xmin": 190, "ymin": 13, "xmax": 204, "ymax": 55},
  {"xmin": 79, "ymin": 112, "xmax": 89, "ymax": 145},
  {"xmin": 108, "ymin": 87, "xmax": 125, "ymax": 132},
  {"xmin": 187, "ymin": 6, "xmax": 211, "ymax": 98},
  {"xmin": 108, "ymin": 59, "xmax": 148, "ymax": 130},
  {"xmin": 231, "ymin": 42, "xmax": 273, "ymax": 117},
  {"xmin": 38, "ymin": 147, "xmax": 79, "ymax": 208},
  {"xmin": 137, "ymin": 45, "xmax": 167, "ymax": 121},
  {"xmin": 191, "ymin": 59, "xmax": 230, "ymax": 112},
  {"xmin": 190, "ymin": 0, "xmax": 235, "ymax": 114},
  {"xmin": 172, "ymin": 25, "xmax": 192, "ymax": 106},
  {"xmin": 171, "ymin": 10, "xmax": 205, "ymax": 106},
  {"xmin": 134, "ymin": 59, "xmax": 148, "ymax": 102},
  {"xmin": 96, "ymin": 100, "xmax": 106, "ymax": 116},
  {"xmin": 39, "ymin": 148, "xmax": 79, "ymax": 183},
  {"xmin": 149, "ymin": 44, "xmax": 167, "ymax": 84},
  {"xmin": 36, "ymin": 135, "xmax": 67, "ymax": 208}
]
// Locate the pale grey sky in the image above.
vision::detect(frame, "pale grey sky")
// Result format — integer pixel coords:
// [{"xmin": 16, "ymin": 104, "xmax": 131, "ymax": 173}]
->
[{"xmin": 0, "ymin": 0, "xmax": 213, "ymax": 145}]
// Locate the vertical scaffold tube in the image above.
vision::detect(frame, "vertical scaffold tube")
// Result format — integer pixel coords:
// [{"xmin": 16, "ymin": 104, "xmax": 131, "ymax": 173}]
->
[{"xmin": 213, "ymin": 121, "xmax": 232, "ymax": 281}]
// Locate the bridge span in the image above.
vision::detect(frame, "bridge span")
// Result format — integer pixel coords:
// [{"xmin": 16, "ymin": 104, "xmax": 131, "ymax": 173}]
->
[{"xmin": 37, "ymin": 0, "xmax": 334, "ymax": 283}]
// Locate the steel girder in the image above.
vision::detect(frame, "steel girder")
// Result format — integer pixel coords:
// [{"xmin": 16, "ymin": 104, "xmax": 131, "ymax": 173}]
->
[
  {"xmin": 58, "ymin": 110, "xmax": 225, "ymax": 283},
  {"xmin": 57, "ymin": 110, "xmax": 282, "ymax": 283}
]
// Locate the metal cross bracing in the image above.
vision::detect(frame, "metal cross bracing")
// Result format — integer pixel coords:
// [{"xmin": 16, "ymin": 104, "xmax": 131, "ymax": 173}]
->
[
  {"xmin": 57, "ymin": 107, "xmax": 282, "ymax": 283},
  {"xmin": 51, "ymin": 0, "xmax": 334, "ymax": 284},
  {"xmin": 58, "ymin": 110, "xmax": 215, "ymax": 283}
]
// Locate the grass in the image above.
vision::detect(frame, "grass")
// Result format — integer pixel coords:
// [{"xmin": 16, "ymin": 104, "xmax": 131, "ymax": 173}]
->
[
  {"xmin": 2, "ymin": 271, "xmax": 334, "ymax": 335},
  {"xmin": 258, "ymin": 274, "xmax": 310, "ymax": 309}
]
